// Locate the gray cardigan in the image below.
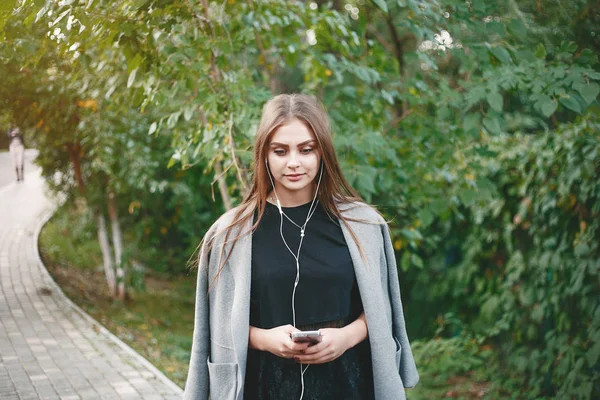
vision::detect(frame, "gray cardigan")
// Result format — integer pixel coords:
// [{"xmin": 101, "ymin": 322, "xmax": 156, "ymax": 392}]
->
[{"xmin": 184, "ymin": 201, "xmax": 419, "ymax": 400}]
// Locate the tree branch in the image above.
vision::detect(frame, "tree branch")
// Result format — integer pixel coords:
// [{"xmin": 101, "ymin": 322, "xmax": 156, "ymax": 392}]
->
[
  {"xmin": 382, "ymin": 108, "xmax": 414, "ymax": 136},
  {"xmin": 227, "ymin": 113, "xmax": 249, "ymax": 192},
  {"xmin": 366, "ymin": 24, "xmax": 396, "ymax": 55}
]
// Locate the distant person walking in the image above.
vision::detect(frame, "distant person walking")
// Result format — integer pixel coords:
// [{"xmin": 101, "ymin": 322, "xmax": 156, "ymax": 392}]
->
[{"xmin": 8, "ymin": 126, "xmax": 25, "ymax": 182}]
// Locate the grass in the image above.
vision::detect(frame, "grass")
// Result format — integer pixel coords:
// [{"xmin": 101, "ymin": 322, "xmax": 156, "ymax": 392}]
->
[{"xmin": 39, "ymin": 204, "xmax": 195, "ymax": 388}]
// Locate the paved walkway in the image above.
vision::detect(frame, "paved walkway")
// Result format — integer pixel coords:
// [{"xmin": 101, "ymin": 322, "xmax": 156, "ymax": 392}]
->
[{"xmin": 0, "ymin": 151, "xmax": 183, "ymax": 399}]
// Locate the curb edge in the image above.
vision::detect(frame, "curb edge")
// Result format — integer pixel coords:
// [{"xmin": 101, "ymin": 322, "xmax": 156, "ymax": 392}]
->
[{"xmin": 33, "ymin": 203, "xmax": 184, "ymax": 397}]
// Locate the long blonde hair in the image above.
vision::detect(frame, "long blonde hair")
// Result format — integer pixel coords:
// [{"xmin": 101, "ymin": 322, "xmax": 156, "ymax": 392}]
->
[{"xmin": 199, "ymin": 94, "xmax": 378, "ymax": 283}]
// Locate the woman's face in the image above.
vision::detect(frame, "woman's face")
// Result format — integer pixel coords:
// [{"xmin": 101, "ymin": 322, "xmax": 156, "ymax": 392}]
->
[{"xmin": 266, "ymin": 118, "xmax": 321, "ymax": 203}]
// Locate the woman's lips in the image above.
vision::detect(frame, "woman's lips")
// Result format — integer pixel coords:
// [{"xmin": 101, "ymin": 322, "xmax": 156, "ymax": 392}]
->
[{"xmin": 285, "ymin": 174, "xmax": 304, "ymax": 182}]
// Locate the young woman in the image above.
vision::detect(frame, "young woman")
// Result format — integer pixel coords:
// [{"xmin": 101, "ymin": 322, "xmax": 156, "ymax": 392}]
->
[{"xmin": 184, "ymin": 94, "xmax": 419, "ymax": 400}]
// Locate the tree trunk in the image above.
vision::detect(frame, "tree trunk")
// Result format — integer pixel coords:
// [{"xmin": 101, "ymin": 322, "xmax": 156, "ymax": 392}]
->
[
  {"xmin": 107, "ymin": 190, "xmax": 126, "ymax": 302},
  {"xmin": 66, "ymin": 141, "xmax": 85, "ymax": 193},
  {"xmin": 385, "ymin": 15, "xmax": 409, "ymax": 116},
  {"xmin": 67, "ymin": 141, "xmax": 120, "ymax": 298},
  {"xmin": 214, "ymin": 162, "xmax": 233, "ymax": 211},
  {"xmin": 96, "ymin": 213, "xmax": 117, "ymax": 297}
]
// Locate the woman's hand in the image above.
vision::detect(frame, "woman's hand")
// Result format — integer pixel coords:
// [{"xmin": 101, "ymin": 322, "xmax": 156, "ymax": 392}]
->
[
  {"xmin": 292, "ymin": 328, "xmax": 352, "ymax": 364},
  {"xmin": 294, "ymin": 313, "xmax": 368, "ymax": 365},
  {"xmin": 249, "ymin": 325, "xmax": 310, "ymax": 358}
]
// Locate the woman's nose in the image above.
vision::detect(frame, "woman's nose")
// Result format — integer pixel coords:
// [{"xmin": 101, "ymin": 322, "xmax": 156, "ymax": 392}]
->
[{"xmin": 287, "ymin": 154, "xmax": 301, "ymax": 168}]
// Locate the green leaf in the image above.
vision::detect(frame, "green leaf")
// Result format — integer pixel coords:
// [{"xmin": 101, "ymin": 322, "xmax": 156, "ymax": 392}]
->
[
  {"xmin": 34, "ymin": 4, "xmax": 48, "ymax": 24},
  {"xmin": 531, "ymin": 304, "xmax": 545, "ymax": 322},
  {"xmin": 587, "ymin": 336, "xmax": 600, "ymax": 365},
  {"xmin": 573, "ymin": 82, "xmax": 599, "ymax": 105},
  {"xmin": 438, "ymin": 106, "xmax": 451, "ymax": 120},
  {"xmin": 356, "ymin": 166, "xmax": 377, "ymax": 195},
  {"xmin": 51, "ymin": 9, "xmax": 70, "ymax": 27},
  {"xmin": 342, "ymin": 87, "xmax": 357, "ymax": 98},
  {"xmin": 488, "ymin": 92, "xmax": 503, "ymax": 112},
  {"xmin": 560, "ymin": 95, "xmax": 582, "ymax": 113},
  {"xmin": 463, "ymin": 113, "xmax": 481, "ymax": 133},
  {"xmin": 538, "ymin": 96, "xmax": 558, "ymax": 117},
  {"xmin": 411, "ymin": 254, "xmax": 424, "ymax": 269},
  {"xmin": 487, "ymin": 22, "xmax": 506, "ymax": 37},
  {"xmin": 401, "ymin": 228, "xmax": 423, "ymax": 241},
  {"xmin": 417, "ymin": 208, "xmax": 434, "ymax": 227},
  {"xmin": 183, "ymin": 106, "xmax": 194, "ymax": 121},
  {"xmin": 507, "ymin": 18, "xmax": 527, "ymax": 40},
  {"xmin": 574, "ymin": 243, "xmax": 590, "ymax": 257},
  {"xmin": 127, "ymin": 54, "xmax": 143, "ymax": 73},
  {"xmin": 535, "ymin": 43, "xmax": 547, "ymax": 59},
  {"xmin": 105, "ymin": 85, "xmax": 117, "ymax": 99},
  {"xmin": 127, "ymin": 68, "xmax": 138, "ymax": 88},
  {"xmin": 459, "ymin": 189, "xmax": 478, "ymax": 206},
  {"xmin": 400, "ymin": 251, "xmax": 410, "ymax": 272},
  {"xmin": 483, "ymin": 115, "xmax": 501, "ymax": 134},
  {"xmin": 381, "ymin": 89, "xmax": 394, "ymax": 105},
  {"xmin": 466, "ymin": 86, "xmax": 486, "ymax": 107},
  {"xmin": 131, "ymin": 0, "xmax": 148, "ymax": 10},
  {"xmin": 430, "ymin": 199, "xmax": 448, "ymax": 214},
  {"xmin": 148, "ymin": 122, "xmax": 157, "ymax": 135},
  {"xmin": 515, "ymin": 50, "xmax": 537, "ymax": 64},
  {"xmin": 576, "ymin": 49, "xmax": 599, "ymax": 66},
  {"xmin": 559, "ymin": 40, "xmax": 577, "ymax": 54},
  {"xmin": 0, "ymin": 1, "xmax": 18, "ymax": 31},
  {"xmin": 490, "ymin": 46, "xmax": 512, "ymax": 64},
  {"xmin": 23, "ymin": 10, "xmax": 36, "ymax": 27},
  {"xmin": 372, "ymin": 0, "xmax": 388, "ymax": 13},
  {"xmin": 167, "ymin": 111, "xmax": 181, "ymax": 129},
  {"xmin": 586, "ymin": 71, "xmax": 600, "ymax": 80}
]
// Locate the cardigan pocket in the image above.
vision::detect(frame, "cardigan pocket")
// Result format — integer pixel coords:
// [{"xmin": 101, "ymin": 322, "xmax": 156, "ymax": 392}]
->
[
  {"xmin": 394, "ymin": 337, "xmax": 403, "ymax": 372},
  {"xmin": 395, "ymin": 345, "xmax": 403, "ymax": 372},
  {"xmin": 207, "ymin": 359, "xmax": 238, "ymax": 400}
]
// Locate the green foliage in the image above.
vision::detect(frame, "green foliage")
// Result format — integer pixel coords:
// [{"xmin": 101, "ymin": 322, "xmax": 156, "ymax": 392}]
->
[
  {"xmin": 411, "ymin": 115, "xmax": 600, "ymax": 397},
  {"xmin": 3, "ymin": 0, "xmax": 600, "ymax": 397},
  {"xmin": 410, "ymin": 335, "xmax": 496, "ymax": 399},
  {"xmin": 39, "ymin": 202, "xmax": 102, "ymax": 271}
]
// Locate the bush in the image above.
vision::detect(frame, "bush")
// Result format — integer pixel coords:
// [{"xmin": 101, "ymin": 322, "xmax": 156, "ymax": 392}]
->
[{"xmin": 412, "ymin": 115, "xmax": 600, "ymax": 398}]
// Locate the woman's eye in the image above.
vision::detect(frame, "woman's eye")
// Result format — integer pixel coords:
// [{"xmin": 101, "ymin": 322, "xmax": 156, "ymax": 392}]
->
[
  {"xmin": 274, "ymin": 149, "xmax": 286, "ymax": 155},
  {"xmin": 301, "ymin": 148, "xmax": 313, "ymax": 154}
]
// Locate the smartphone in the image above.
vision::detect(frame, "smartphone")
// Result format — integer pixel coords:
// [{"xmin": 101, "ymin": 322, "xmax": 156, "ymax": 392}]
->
[{"xmin": 290, "ymin": 330, "xmax": 322, "ymax": 344}]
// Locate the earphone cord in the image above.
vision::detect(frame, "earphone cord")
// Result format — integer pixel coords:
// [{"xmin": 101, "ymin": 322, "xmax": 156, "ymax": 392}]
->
[
  {"xmin": 267, "ymin": 166, "xmax": 322, "ymax": 328},
  {"xmin": 265, "ymin": 161, "xmax": 323, "ymax": 400},
  {"xmin": 280, "ymin": 206, "xmax": 318, "ymax": 230},
  {"xmin": 277, "ymin": 207, "xmax": 311, "ymax": 400},
  {"xmin": 276, "ymin": 196, "xmax": 318, "ymax": 400}
]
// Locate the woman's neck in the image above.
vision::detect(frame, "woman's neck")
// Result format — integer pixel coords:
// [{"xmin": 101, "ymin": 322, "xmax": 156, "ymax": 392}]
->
[{"xmin": 267, "ymin": 187, "xmax": 316, "ymax": 208}]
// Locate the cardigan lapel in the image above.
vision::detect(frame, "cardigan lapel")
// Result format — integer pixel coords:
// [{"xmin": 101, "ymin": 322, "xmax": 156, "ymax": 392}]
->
[
  {"xmin": 338, "ymin": 217, "xmax": 388, "ymax": 339},
  {"xmin": 227, "ymin": 218, "xmax": 253, "ymax": 400},
  {"xmin": 339, "ymin": 216, "xmax": 395, "ymax": 400}
]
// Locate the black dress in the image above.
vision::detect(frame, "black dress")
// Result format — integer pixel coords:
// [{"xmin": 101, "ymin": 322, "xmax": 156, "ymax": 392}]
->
[{"xmin": 244, "ymin": 200, "xmax": 374, "ymax": 400}]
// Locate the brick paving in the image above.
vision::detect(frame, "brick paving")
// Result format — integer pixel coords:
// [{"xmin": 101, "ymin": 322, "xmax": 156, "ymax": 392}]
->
[{"xmin": 0, "ymin": 153, "xmax": 183, "ymax": 399}]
